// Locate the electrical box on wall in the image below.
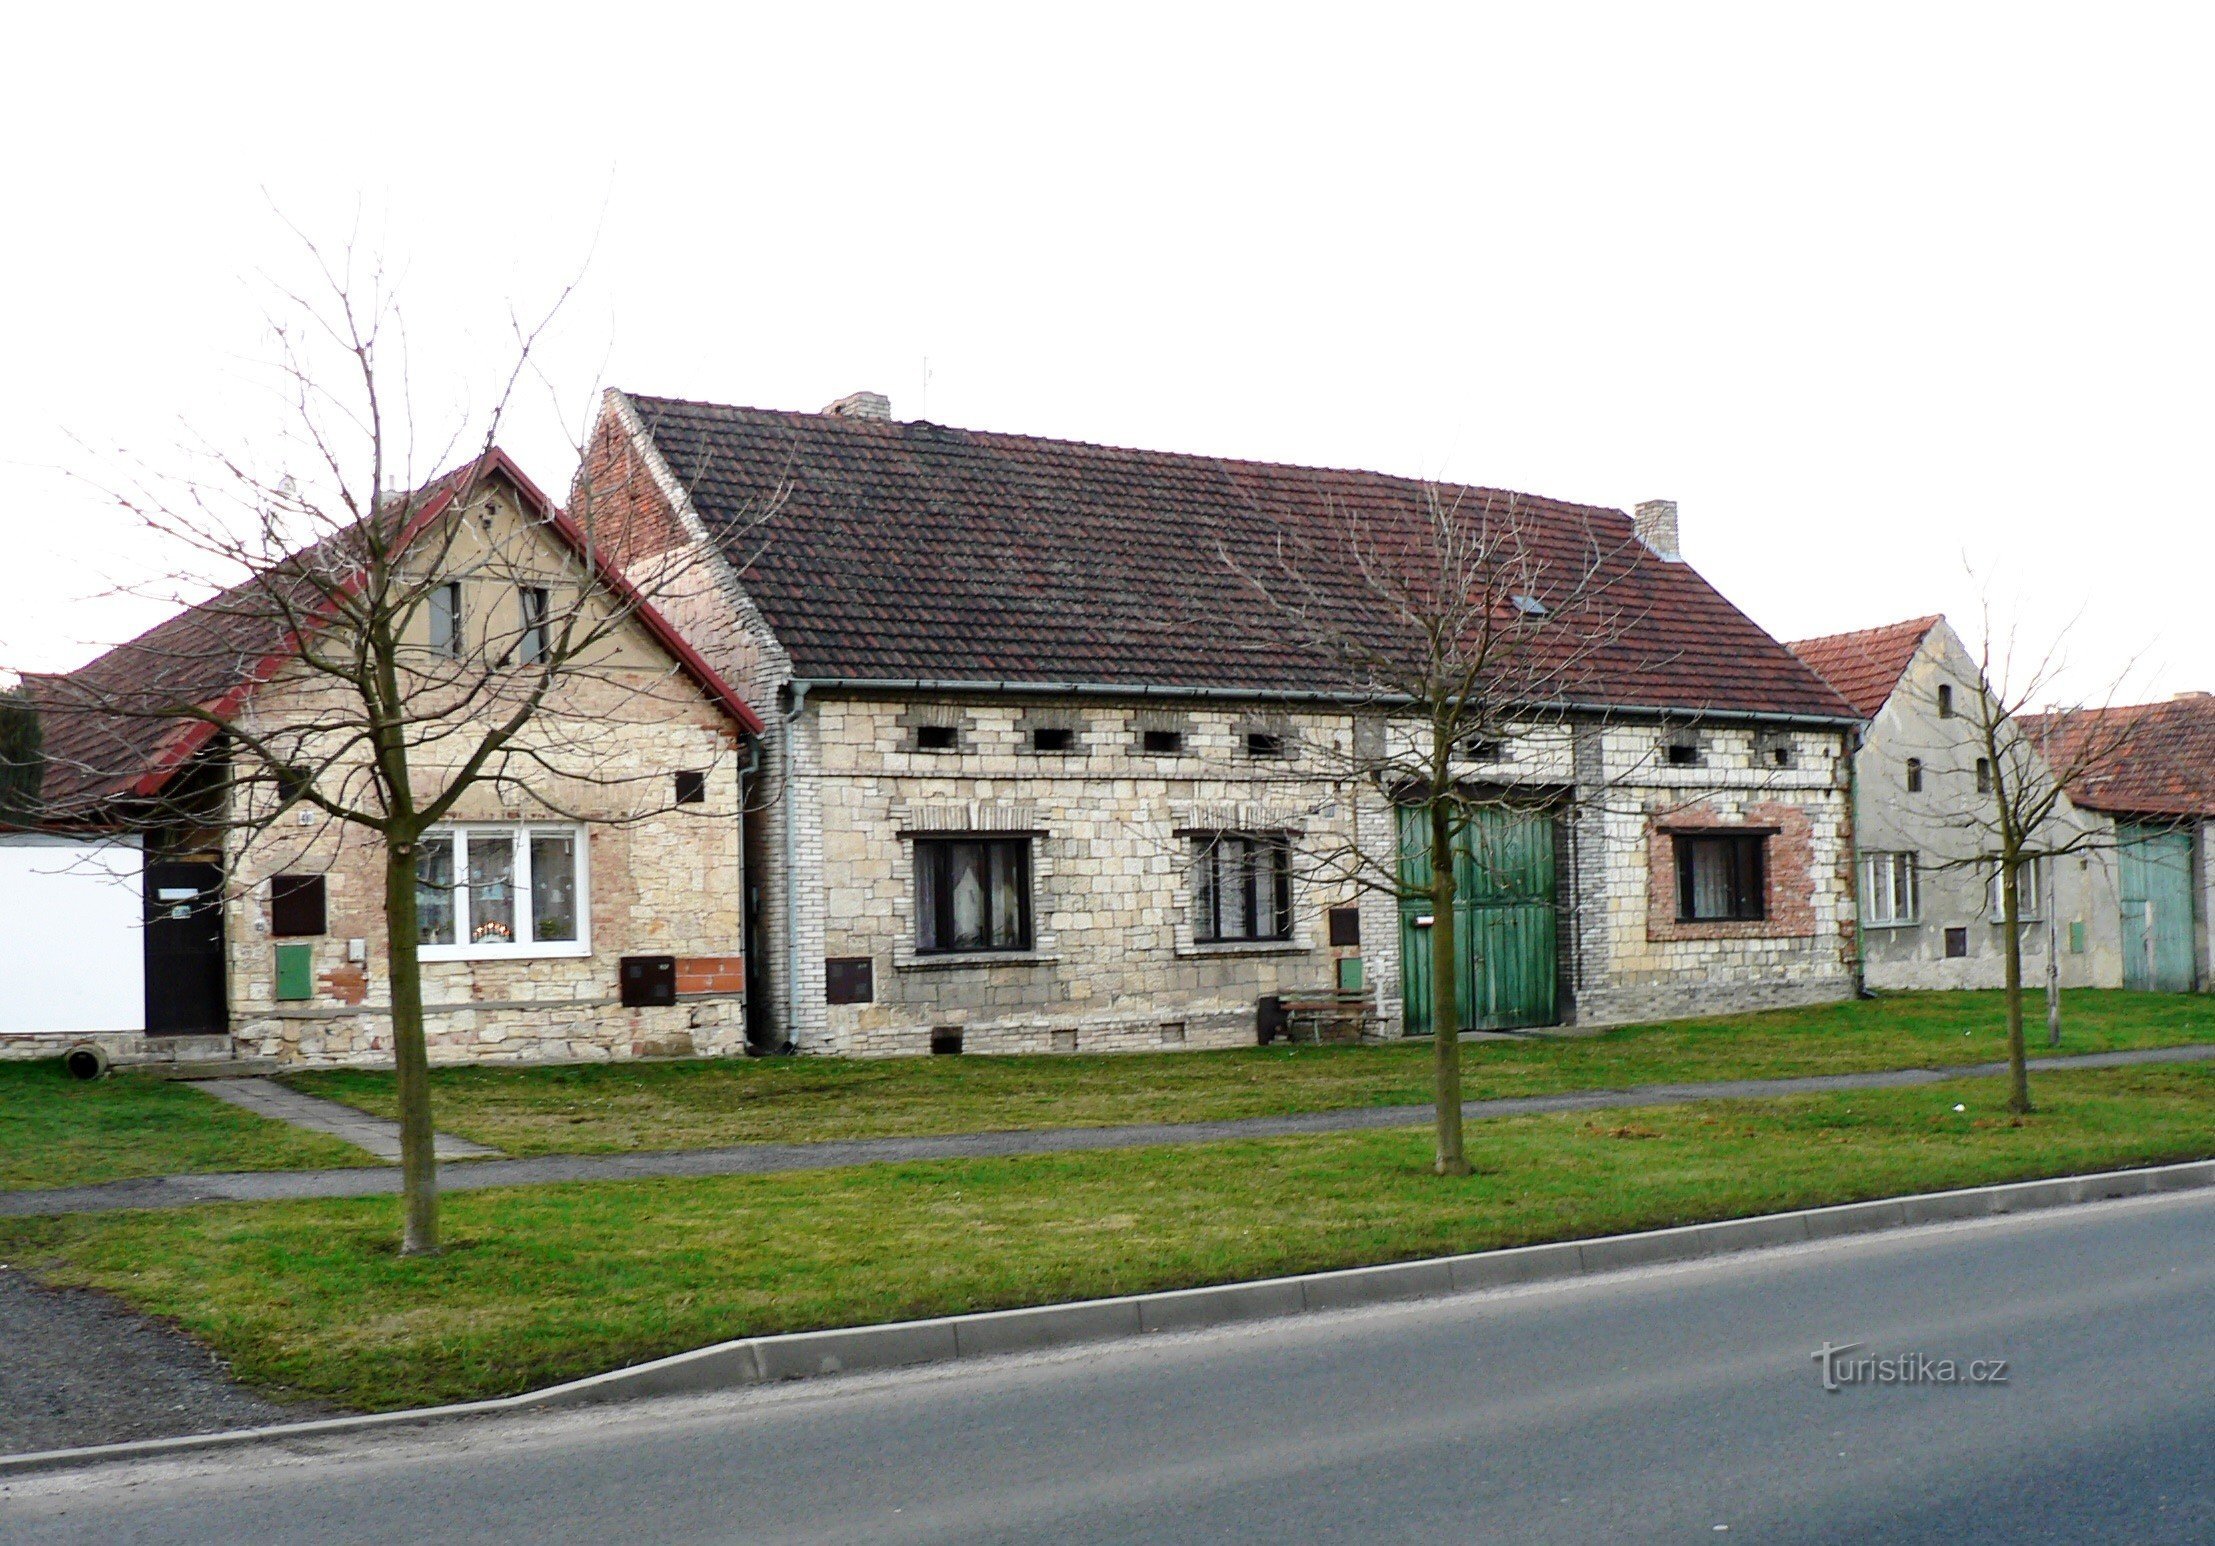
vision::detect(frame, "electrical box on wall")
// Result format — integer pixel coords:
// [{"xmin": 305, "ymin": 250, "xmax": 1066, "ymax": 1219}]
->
[
  {"xmin": 619, "ymin": 955, "xmax": 676, "ymax": 1008},
  {"xmin": 274, "ymin": 943, "xmax": 314, "ymax": 1002}
]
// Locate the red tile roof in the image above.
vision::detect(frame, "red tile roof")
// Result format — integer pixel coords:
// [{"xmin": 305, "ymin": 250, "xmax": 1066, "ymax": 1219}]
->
[
  {"xmin": 624, "ymin": 395, "xmax": 1857, "ymax": 721},
  {"xmin": 24, "ymin": 450, "xmax": 760, "ymax": 824},
  {"xmin": 1784, "ymin": 617, "xmax": 1943, "ymax": 718},
  {"xmin": 2024, "ymin": 695, "xmax": 2215, "ymax": 819}
]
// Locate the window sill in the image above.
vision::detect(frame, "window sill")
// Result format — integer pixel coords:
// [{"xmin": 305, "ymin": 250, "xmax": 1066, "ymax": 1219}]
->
[
  {"xmin": 419, "ymin": 942, "xmax": 594, "ymax": 963},
  {"xmin": 1176, "ymin": 939, "xmax": 1311, "ymax": 959},
  {"xmin": 895, "ymin": 951, "xmax": 1062, "ymax": 971},
  {"xmin": 1861, "ymin": 919, "xmax": 1922, "ymax": 930}
]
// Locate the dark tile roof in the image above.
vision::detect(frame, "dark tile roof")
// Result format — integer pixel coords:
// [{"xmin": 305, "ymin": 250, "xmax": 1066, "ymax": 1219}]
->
[
  {"xmin": 2025, "ymin": 695, "xmax": 2215, "ymax": 819},
  {"xmin": 22, "ymin": 452, "xmax": 760, "ymax": 825},
  {"xmin": 1784, "ymin": 617, "xmax": 1943, "ymax": 719},
  {"xmin": 625, "ymin": 394, "xmax": 1856, "ymax": 721}
]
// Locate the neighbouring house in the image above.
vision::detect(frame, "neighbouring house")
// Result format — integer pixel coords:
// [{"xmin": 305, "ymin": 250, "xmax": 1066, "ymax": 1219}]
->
[
  {"xmin": 1, "ymin": 451, "xmax": 763, "ymax": 1068},
  {"xmin": 2028, "ymin": 693, "xmax": 2215, "ymax": 993},
  {"xmin": 1788, "ymin": 615, "xmax": 2123, "ymax": 992},
  {"xmin": 582, "ymin": 389, "xmax": 1865, "ymax": 1057}
]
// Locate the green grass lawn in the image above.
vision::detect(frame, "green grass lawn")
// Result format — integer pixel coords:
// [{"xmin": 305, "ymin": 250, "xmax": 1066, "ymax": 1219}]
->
[
  {"xmin": 284, "ymin": 990, "xmax": 2215, "ymax": 1156},
  {"xmin": 9, "ymin": 1061, "xmax": 2213, "ymax": 1413},
  {"xmin": 0, "ymin": 1060, "xmax": 369, "ymax": 1192}
]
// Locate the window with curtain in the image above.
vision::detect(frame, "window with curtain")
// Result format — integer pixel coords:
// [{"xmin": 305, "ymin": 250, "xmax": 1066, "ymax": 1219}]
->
[
  {"xmin": 415, "ymin": 823, "xmax": 588, "ymax": 957},
  {"xmin": 1192, "ymin": 832, "xmax": 1293, "ymax": 943},
  {"xmin": 1675, "ymin": 833, "xmax": 1766, "ymax": 922},
  {"xmin": 915, "ymin": 838, "xmax": 1031, "ymax": 953}
]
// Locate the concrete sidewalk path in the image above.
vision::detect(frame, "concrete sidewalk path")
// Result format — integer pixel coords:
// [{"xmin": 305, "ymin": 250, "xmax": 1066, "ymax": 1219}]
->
[
  {"xmin": 6, "ymin": 1042, "xmax": 2212, "ymax": 1220},
  {"xmin": 190, "ymin": 1078, "xmax": 501, "ymax": 1162}
]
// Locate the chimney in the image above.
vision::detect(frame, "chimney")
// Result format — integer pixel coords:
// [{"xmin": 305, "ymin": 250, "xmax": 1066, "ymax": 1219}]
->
[
  {"xmin": 1634, "ymin": 499, "xmax": 1681, "ymax": 561},
  {"xmin": 821, "ymin": 391, "xmax": 891, "ymax": 421},
  {"xmin": 2173, "ymin": 690, "xmax": 2211, "ymax": 702}
]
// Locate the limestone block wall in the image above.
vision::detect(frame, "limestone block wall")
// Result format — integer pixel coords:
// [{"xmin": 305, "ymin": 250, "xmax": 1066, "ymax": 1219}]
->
[
  {"xmin": 1569, "ymin": 721, "xmax": 1857, "ymax": 1026},
  {"xmin": 223, "ymin": 680, "xmax": 749, "ymax": 1068},
  {"xmin": 800, "ymin": 695, "xmax": 1372, "ymax": 1056}
]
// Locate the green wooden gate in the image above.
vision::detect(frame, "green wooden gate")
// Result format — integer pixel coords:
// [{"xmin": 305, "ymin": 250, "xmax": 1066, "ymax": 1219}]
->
[
  {"xmin": 1398, "ymin": 805, "xmax": 1559, "ymax": 1035},
  {"xmin": 2119, "ymin": 822, "xmax": 2196, "ymax": 992}
]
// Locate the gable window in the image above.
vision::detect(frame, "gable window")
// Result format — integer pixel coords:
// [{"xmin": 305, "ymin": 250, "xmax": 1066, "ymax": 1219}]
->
[
  {"xmin": 1192, "ymin": 833, "xmax": 1293, "ymax": 943},
  {"xmin": 1988, "ymin": 859, "xmax": 2043, "ymax": 921},
  {"xmin": 1906, "ymin": 758, "xmax": 1924, "ymax": 793},
  {"xmin": 1860, "ymin": 852, "xmax": 1919, "ymax": 926},
  {"xmin": 518, "ymin": 586, "xmax": 551, "ymax": 665},
  {"xmin": 429, "ymin": 582, "xmax": 464, "ymax": 658},
  {"xmin": 416, "ymin": 823, "xmax": 587, "ymax": 958},
  {"xmin": 1675, "ymin": 833, "xmax": 1766, "ymax": 922},
  {"xmin": 915, "ymin": 838, "xmax": 1031, "ymax": 954},
  {"xmin": 1937, "ymin": 684, "xmax": 1955, "ymax": 718},
  {"xmin": 1975, "ymin": 757, "xmax": 1993, "ymax": 794}
]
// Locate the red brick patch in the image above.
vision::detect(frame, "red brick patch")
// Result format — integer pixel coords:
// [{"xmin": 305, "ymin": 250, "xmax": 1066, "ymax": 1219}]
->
[
  {"xmin": 676, "ymin": 955, "xmax": 745, "ymax": 994},
  {"xmin": 1646, "ymin": 800, "xmax": 1818, "ymax": 942}
]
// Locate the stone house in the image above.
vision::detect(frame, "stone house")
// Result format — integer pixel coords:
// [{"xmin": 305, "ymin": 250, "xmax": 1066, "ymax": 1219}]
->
[
  {"xmin": 583, "ymin": 389, "xmax": 1865, "ymax": 1056},
  {"xmin": 2028, "ymin": 693, "xmax": 2215, "ymax": 992},
  {"xmin": 4, "ymin": 451, "xmax": 762, "ymax": 1068},
  {"xmin": 1787, "ymin": 615, "xmax": 2123, "ymax": 992}
]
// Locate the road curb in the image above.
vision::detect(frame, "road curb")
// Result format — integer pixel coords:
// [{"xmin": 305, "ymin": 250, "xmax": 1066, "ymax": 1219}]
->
[{"xmin": 7, "ymin": 1153, "xmax": 2214, "ymax": 1477}]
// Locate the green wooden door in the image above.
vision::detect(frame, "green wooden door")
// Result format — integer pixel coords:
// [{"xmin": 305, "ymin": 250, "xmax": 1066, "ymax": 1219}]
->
[
  {"xmin": 2120, "ymin": 822, "xmax": 2196, "ymax": 992},
  {"xmin": 1398, "ymin": 805, "xmax": 1559, "ymax": 1034}
]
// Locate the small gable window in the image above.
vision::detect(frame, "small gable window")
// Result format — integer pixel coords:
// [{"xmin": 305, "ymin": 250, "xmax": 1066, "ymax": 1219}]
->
[
  {"xmin": 1906, "ymin": 758, "xmax": 1924, "ymax": 793},
  {"xmin": 1937, "ymin": 684, "xmax": 1954, "ymax": 718},
  {"xmin": 1976, "ymin": 757, "xmax": 1993, "ymax": 794}
]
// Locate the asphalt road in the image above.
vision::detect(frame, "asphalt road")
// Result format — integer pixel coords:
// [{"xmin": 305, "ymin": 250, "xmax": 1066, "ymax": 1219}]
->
[{"xmin": 7, "ymin": 1190, "xmax": 2215, "ymax": 1544}]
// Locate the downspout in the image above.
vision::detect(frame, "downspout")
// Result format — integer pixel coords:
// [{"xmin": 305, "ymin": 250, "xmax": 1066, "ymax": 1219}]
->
[
  {"xmin": 781, "ymin": 680, "xmax": 811, "ymax": 1053},
  {"xmin": 1846, "ymin": 723, "xmax": 1871, "ymax": 999}
]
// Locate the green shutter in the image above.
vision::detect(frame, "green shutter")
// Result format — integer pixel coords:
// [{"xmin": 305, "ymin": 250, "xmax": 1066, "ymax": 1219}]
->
[{"xmin": 275, "ymin": 943, "xmax": 315, "ymax": 1002}]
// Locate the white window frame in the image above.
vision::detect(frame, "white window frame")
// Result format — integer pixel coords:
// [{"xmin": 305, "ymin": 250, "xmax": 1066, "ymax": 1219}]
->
[
  {"xmin": 1860, "ymin": 851, "xmax": 1920, "ymax": 927},
  {"xmin": 416, "ymin": 822, "xmax": 591, "ymax": 961},
  {"xmin": 1988, "ymin": 858, "xmax": 2043, "ymax": 922}
]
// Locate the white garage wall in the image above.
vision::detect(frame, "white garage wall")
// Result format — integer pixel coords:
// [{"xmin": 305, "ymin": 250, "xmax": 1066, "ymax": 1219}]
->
[{"xmin": 0, "ymin": 835, "xmax": 144, "ymax": 1035}]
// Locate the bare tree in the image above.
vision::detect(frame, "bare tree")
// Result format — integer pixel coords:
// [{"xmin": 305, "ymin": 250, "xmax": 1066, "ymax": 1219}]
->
[
  {"xmin": 0, "ymin": 675, "xmax": 37, "ymax": 826},
  {"xmin": 1222, "ymin": 486, "xmax": 1650, "ymax": 1176},
  {"xmin": 23, "ymin": 240, "xmax": 762, "ymax": 1254},
  {"xmin": 1917, "ymin": 611, "xmax": 2139, "ymax": 1114}
]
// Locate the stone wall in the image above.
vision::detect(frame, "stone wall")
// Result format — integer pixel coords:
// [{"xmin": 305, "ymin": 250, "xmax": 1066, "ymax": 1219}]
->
[{"xmin": 788, "ymin": 695, "xmax": 1856, "ymax": 1054}]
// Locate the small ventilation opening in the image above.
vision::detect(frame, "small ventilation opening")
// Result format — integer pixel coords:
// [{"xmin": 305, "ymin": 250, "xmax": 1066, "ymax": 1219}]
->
[
  {"xmin": 1031, "ymin": 727, "xmax": 1074, "ymax": 753},
  {"xmin": 1142, "ymin": 729, "xmax": 1184, "ymax": 755},
  {"xmin": 1463, "ymin": 738, "xmax": 1503, "ymax": 763},
  {"xmin": 916, "ymin": 725, "xmax": 958, "ymax": 752},
  {"xmin": 1665, "ymin": 739, "xmax": 1700, "ymax": 767},
  {"xmin": 1767, "ymin": 743, "xmax": 1794, "ymax": 769},
  {"xmin": 1051, "ymin": 1027, "xmax": 1078, "ymax": 1052},
  {"xmin": 931, "ymin": 1027, "xmax": 965, "ymax": 1055},
  {"xmin": 673, "ymin": 770, "xmax": 707, "ymax": 805},
  {"xmin": 1246, "ymin": 731, "xmax": 1284, "ymax": 758}
]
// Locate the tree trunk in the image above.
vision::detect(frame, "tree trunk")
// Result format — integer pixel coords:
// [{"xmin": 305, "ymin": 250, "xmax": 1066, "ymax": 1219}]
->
[
  {"xmin": 2002, "ymin": 859, "xmax": 2032, "ymax": 1115},
  {"xmin": 1429, "ymin": 798, "xmax": 1469, "ymax": 1176},
  {"xmin": 383, "ymin": 838, "xmax": 440, "ymax": 1254}
]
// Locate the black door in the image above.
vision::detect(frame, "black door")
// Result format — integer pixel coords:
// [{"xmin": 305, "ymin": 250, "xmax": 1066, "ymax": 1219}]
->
[{"xmin": 144, "ymin": 860, "xmax": 228, "ymax": 1035}]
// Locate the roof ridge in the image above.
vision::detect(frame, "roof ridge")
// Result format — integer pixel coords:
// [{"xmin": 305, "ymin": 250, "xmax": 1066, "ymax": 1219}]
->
[
  {"xmin": 1783, "ymin": 614, "xmax": 1944, "ymax": 652},
  {"xmin": 618, "ymin": 391, "xmax": 1633, "ymax": 524}
]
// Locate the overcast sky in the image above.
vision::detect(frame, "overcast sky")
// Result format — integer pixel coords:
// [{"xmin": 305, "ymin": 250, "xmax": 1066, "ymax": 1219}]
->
[{"xmin": 3, "ymin": 4, "xmax": 2207, "ymax": 706}]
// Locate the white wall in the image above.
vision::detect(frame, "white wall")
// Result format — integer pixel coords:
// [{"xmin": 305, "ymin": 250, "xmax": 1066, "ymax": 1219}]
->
[{"xmin": 0, "ymin": 835, "xmax": 144, "ymax": 1035}]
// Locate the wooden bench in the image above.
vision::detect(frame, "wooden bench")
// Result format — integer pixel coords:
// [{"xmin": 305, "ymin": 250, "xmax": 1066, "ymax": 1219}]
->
[{"xmin": 1269, "ymin": 991, "xmax": 1373, "ymax": 1045}]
